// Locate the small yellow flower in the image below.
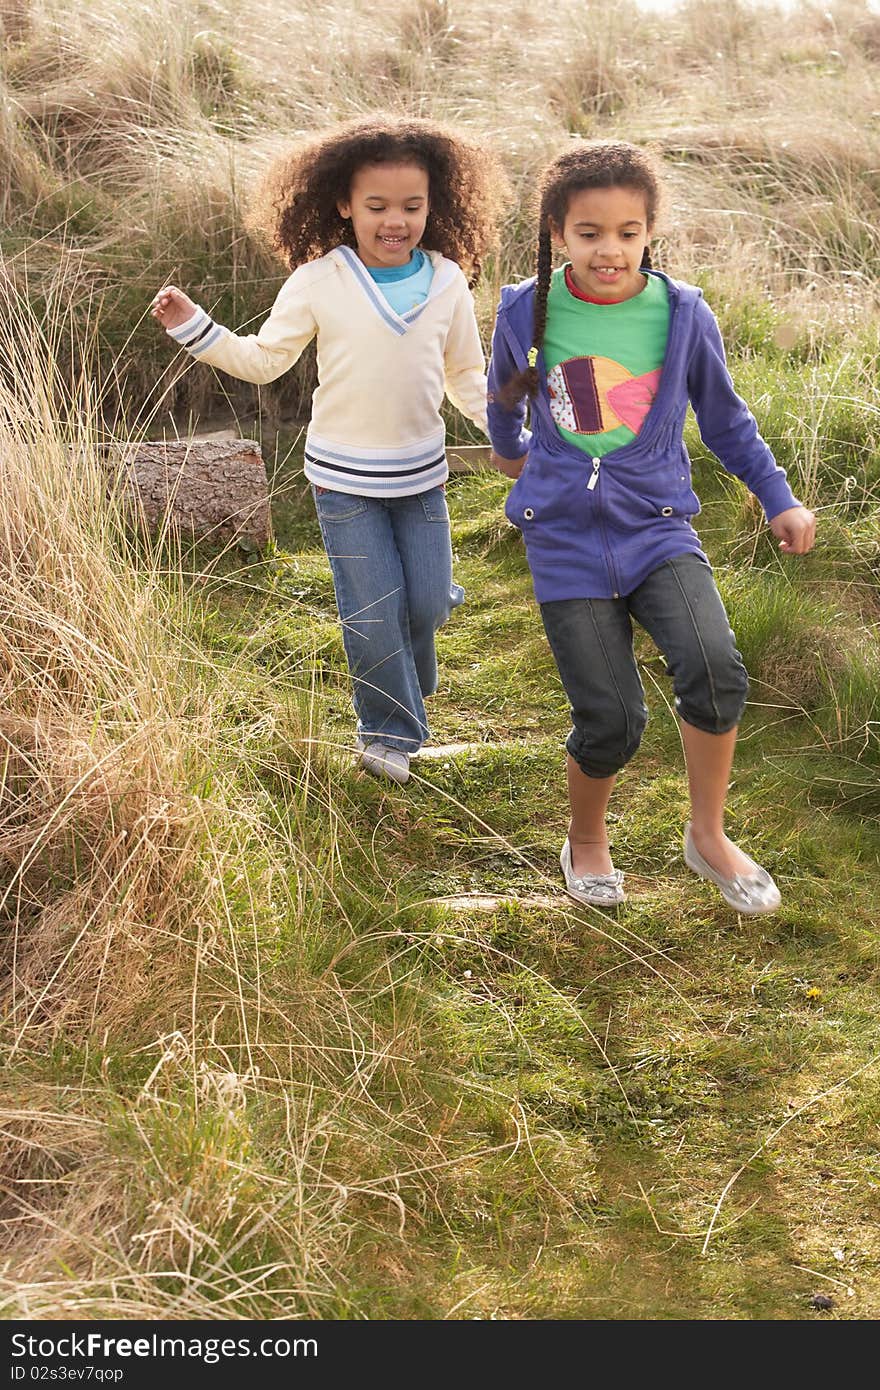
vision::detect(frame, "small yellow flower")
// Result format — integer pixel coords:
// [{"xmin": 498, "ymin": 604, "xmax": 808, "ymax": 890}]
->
[{"xmin": 804, "ymin": 986, "xmax": 823, "ymax": 1001}]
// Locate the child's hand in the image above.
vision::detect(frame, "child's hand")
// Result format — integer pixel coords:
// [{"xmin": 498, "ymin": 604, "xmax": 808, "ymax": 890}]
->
[
  {"xmin": 490, "ymin": 449, "xmax": 527, "ymax": 479},
  {"xmin": 769, "ymin": 505, "xmax": 816, "ymax": 554},
  {"xmin": 150, "ymin": 285, "xmax": 198, "ymax": 331}
]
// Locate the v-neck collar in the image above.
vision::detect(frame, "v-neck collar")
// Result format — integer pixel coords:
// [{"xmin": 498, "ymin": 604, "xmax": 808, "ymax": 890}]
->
[{"xmin": 331, "ymin": 245, "xmax": 458, "ymax": 336}]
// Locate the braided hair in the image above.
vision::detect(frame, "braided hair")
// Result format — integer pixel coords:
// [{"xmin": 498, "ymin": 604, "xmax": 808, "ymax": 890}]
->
[{"xmin": 501, "ymin": 141, "xmax": 662, "ymax": 405}]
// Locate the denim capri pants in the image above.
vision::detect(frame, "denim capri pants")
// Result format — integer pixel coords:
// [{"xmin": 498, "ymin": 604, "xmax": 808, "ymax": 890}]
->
[{"xmin": 539, "ymin": 553, "xmax": 749, "ymax": 778}]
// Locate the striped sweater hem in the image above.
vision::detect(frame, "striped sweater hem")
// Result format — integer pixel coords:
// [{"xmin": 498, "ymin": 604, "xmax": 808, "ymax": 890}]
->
[{"xmin": 304, "ymin": 449, "xmax": 448, "ymax": 497}]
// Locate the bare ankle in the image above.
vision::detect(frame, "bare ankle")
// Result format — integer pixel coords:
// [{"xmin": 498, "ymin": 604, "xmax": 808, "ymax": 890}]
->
[{"xmin": 567, "ymin": 835, "xmax": 614, "ymax": 876}]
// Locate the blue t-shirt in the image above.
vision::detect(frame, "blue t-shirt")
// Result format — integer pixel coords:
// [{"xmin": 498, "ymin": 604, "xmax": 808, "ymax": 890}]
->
[{"xmin": 367, "ymin": 248, "xmax": 434, "ymax": 315}]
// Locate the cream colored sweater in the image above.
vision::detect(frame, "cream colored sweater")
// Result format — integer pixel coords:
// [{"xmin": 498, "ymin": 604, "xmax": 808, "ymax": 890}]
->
[{"xmin": 167, "ymin": 246, "xmax": 488, "ymax": 496}]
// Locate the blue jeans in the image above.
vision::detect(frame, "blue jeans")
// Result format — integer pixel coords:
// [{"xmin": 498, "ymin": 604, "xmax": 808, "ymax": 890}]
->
[
  {"xmin": 540, "ymin": 554, "xmax": 749, "ymax": 778},
  {"xmin": 313, "ymin": 485, "xmax": 464, "ymax": 752}
]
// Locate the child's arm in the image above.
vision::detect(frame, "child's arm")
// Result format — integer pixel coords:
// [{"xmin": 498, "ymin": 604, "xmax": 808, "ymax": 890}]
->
[
  {"xmin": 443, "ymin": 281, "xmax": 490, "ymax": 435},
  {"xmin": 486, "ymin": 313, "xmax": 531, "ymax": 476},
  {"xmin": 687, "ymin": 298, "xmax": 815, "ymax": 552},
  {"xmin": 151, "ymin": 270, "xmax": 317, "ymax": 386}
]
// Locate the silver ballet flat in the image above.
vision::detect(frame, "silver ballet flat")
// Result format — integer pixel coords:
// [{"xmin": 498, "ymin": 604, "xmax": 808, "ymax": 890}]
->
[
  {"xmin": 560, "ymin": 838, "xmax": 625, "ymax": 907},
  {"xmin": 683, "ymin": 822, "xmax": 781, "ymax": 915}
]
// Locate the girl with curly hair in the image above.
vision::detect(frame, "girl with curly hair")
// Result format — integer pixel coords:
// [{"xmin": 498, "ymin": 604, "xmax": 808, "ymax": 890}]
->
[
  {"xmin": 152, "ymin": 115, "xmax": 507, "ymax": 784},
  {"xmin": 487, "ymin": 141, "xmax": 815, "ymax": 912}
]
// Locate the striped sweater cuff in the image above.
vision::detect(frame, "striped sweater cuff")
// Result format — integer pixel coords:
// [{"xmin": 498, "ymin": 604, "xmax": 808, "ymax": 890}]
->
[{"xmin": 166, "ymin": 306, "xmax": 224, "ymax": 356}]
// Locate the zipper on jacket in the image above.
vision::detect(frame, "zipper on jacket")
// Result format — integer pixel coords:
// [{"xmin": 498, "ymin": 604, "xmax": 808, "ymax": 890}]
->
[{"xmin": 587, "ymin": 454, "xmax": 622, "ymax": 597}]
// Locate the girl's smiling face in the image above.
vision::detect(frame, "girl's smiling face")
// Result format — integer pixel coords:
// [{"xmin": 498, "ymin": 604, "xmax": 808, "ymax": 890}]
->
[
  {"xmin": 552, "ymin": 185, "xmax": 652, "ymax": 302},
  {"xmin": 338, "ymin": 162, "xmax": 430, "ymax": 268}
]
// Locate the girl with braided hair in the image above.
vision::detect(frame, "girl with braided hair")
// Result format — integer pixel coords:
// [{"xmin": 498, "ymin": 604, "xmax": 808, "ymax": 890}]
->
[
  {"xmin": 153, "ymin": 115, "xmax": 507, "ymax": 784},
  {"xmin": 487, "ymin": 141, "xmax": 815, "ymax": 912}
]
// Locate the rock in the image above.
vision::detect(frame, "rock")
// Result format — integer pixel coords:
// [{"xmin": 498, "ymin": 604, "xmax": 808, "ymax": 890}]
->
[
  {"xmin": 119, "ymin": 438, "xmax": 272, "ymax": 548},
  {"xmin": 810, "ymin": 1292, "xmax": 834, "ymax": 1310}
]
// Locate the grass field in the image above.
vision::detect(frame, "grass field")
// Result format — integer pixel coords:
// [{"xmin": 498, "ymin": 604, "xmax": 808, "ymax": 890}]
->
[{"xmin": 0, "ymin": 0, "xmax": 878, "ymax": 1319}]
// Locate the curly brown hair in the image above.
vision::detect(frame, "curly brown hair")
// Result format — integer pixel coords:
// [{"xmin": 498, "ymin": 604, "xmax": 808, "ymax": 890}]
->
[
  {"xmin": 252, "ymin": 114, "xmax": 509, "ymax": 287},
  {"xmin": 501, "ymin": 141, "xmax": 664, "ymax": 405}
]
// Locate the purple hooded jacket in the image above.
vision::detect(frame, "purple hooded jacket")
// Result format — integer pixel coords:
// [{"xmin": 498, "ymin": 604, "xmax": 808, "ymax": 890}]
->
[{"xmin": 486, "ymin": 270, "xmax": 800, "ymax": 602}]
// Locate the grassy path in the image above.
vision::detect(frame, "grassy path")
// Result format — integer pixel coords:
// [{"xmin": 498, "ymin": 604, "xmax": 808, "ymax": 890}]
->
[
  {"xmin": 160, "ymin": 456, "xmax": 880, "ymax": 1319},
  {"xmin": 0, "ymin": 432, "xmax": 877, "ymax": 1321}
]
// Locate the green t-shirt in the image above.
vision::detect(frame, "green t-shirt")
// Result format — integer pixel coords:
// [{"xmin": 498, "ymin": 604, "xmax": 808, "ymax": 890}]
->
[{"xmin": 543, "ymin": 267, "xmax": 670, "ymax": 457}]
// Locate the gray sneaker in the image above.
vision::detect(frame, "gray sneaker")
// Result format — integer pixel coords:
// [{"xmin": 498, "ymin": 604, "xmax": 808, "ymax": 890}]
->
[{"xmin": 357, "ymin": 740, "xmax": 411, "ymax": 785}]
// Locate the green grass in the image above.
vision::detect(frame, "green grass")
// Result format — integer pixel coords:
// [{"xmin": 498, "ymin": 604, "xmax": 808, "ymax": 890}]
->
[{"xmin": 57, "ymin": 443, "xmax": 868, "ymax": 1321}]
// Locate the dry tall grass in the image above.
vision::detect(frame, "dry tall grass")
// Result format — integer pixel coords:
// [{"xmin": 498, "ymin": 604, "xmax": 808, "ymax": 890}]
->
[
  {"xmin": 2, "ymin": 0, "xmax": 879, "ymax": 418},
  {"xmin": 0, "ymin": 284, "xmax": 536, "ymax": 1316},
  {"xmin": 0, "ymin": 281, "xmax": 346, "ymax": 1312}
]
